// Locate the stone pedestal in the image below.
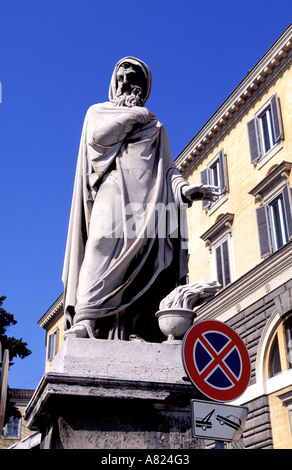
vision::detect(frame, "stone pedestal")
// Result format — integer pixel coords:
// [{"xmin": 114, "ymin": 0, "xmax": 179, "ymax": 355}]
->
[{"xmin": 24, "ymin": 338, "xmax": 202, "ymax": 449}]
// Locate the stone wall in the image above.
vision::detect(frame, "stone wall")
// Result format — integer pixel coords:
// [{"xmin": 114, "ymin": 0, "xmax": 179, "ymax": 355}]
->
[
  {"xmin": 224, "ymin": 279, "xmax": 292, "ymax": 448},
  {"xmin": 241, "ymin": 396, "xmax": 273, "ymax": 449},
  {"xmin": 226, "ymin": 293, "xmax": 276, "ymax": 384},
  {"xmin": 50, "ymin": 396, "xmax": 204, "ymax": 449}
]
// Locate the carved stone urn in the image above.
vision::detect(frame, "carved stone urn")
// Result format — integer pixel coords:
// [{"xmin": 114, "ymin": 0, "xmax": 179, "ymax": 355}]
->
[
  {"xmin": 155, "ymin": 280, "xmax": 220, "ymax": 342},
  {"xmin": 155, "ymin": 308, "xmax": 195, "ymax": 342}
]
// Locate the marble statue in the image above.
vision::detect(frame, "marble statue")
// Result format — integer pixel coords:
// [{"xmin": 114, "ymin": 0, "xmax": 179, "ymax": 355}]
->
[{"xmin": 62, "ymin": 57, "xmax": 219, "ymax": 341}]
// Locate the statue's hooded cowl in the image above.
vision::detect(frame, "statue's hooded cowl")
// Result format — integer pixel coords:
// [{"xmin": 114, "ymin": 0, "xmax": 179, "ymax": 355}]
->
[{"xmin": 62, "ymin": 57, "xmax": 189, "ymax": 339}]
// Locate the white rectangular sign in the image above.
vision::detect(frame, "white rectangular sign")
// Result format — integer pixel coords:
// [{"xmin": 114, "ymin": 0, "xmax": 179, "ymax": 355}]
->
[{"xmin": 191, "ymin": 399, "xmax": 248, "ymax": 442}]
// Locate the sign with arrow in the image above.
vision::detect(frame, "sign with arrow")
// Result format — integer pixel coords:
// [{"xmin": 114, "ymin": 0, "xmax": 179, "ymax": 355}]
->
[{"xmin": 191, "ymin": 399, "xmax": 248, "ymax": 442}]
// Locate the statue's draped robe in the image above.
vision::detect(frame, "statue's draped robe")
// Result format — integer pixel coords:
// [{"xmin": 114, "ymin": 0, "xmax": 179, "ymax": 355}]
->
[{"xmin": 62, "ymin": 102, "xmax": 189, "ymax": 338}]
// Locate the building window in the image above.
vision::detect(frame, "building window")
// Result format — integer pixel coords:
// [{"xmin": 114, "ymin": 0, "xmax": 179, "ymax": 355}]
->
[
  {"xmin": 269, "ymin": 314, "xmax": 292, "ymax": 435},
  {"xmin": 276, "ymin": 391, "xmax": 292, "ymax": 440},
  {"xmin": 200, "ymin": 213, "xmax": 234, "ymax": 291},
  {"xmin": 247, "ymin": 94, "xmax": 283, "ymax": 165},
  {"xmin": 48, "ymin": 328, "xmax": 58, "ymax": 361},
  {"xmin": 4, "ymin": 416, "xmax": 21, "ymax": 439},
  {"xmin": 200, "ymin": 149, "xmax": 228, "ymax": 210},
  {"xmin": 268, "ymin": 334, "xmax": 282, "ymax": 378},
  {"xmin": 284, "ymin": 317, "xmax": 292, "ymax": 370},
  {"xmin": 267, "ymin": 314, "xmax": 292, "ymax": 379},
  {"xmin": 269, "ymin": 194, "xmax": 289, "ymax": 250},
  {"xmin": 214, "ymin": 238, "xmax": 232, "ymax": 289},
  {"xmin": 289, "ymin": 406, "xmax": 292, "ymax": 438},
  {"xmin": 256, "ymin": 184, "xmax": 292, "ymax": 258},
  {"xmin": 258, "ymin": 106, "xmax": 276, "ymax": 154},
  {"xmin": 210, "ymin": 159, "xmax": 221, "ymax": 189}
]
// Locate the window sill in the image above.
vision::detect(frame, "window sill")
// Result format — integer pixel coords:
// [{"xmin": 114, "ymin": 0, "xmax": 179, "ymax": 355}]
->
[
  {"xmin": 256, "ymin": 141, "xmax": 283, "ymax": 169},
  {"xmin": 207, "ymin": 193, "xmax": 228, "ymax": 215}
]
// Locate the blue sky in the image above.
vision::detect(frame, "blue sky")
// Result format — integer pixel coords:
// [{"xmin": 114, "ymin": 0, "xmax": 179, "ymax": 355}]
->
[{"xmin": 0, "ymin": 0, "xmax": 291, "ymax": 390}]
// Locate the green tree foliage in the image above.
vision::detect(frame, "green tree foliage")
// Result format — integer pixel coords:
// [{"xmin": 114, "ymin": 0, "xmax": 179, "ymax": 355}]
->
[
  {"xmin": 0, "ymin": 296, "xmax": 32, "ymax": 426},
  {"xmin": 0, "ymin": 296, "xmax": 31, "ymax": 363}
]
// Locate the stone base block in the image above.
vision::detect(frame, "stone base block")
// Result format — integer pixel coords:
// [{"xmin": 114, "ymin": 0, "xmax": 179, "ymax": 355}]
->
[
  {"xmin": 51, "ymin": 337, "xmax": 188, "ymax": 384},
  {"xmin": 24, "ymin": 338, "xmax": 202, "ymax": 449}
]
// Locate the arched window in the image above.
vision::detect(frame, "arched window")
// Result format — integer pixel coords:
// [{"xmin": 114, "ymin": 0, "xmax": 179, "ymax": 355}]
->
[
  {"xmin": 269, "ymin": 334, "xmax": 282, "ymax": 377},
  {"xmin": 284, "ymin": 317, "xmax": 292, "ymax": 370}
]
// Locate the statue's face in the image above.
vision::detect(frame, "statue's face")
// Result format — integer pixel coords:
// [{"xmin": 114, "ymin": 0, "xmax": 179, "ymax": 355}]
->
[{"xmin": 116, "ymin": 64, "xmax": 141, "ymax": 97}]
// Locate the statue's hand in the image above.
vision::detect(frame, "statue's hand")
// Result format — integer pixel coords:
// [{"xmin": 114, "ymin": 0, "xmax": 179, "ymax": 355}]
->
[
  {"xmin": 124, "ymin": 106, "xmax": 155, "ymax": 125},
  {"xmin": 181, "ymin": 184, "xmax": 220, "ymax": 203},
  {"xmin": 158, "ymin": 279, "xmax": 221, "ymax": 311},
  {"xmin": 91, "ymin": 105, "xmax": 154, "ymax": 146}
]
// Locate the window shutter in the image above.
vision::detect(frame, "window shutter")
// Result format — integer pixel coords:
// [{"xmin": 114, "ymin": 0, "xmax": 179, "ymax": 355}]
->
[
  {"xmin": 215, "ymin": 245, "xmax": 223, "ymax": 287},
  {"xmin": 256, "ymin": 205, "xmax": 272, "ymax": 258},
  {"xmin": 218, "ymin": 149, "xmax": 227, "ymax": 193},
  {"xmin": 48, "ymin": 329, "xmax": 58, "ymax": 361},
  {"xmin": 270, "ymin": 94, "xmax": 283, "ymax": 142},
  {"xmin": 247, "ymin": 118, "xmax": 261, "ymax": 163},
  {"xmin": 200, "ymin": 168, "xmax": 210, "ymax": 209},
  {"xmin": 222, "ymin": 239, "xmax": 231, "ymax": 286},
  {"xmin": 48, "ymin": 334, "xmax": 53, "ymax": 361},
  {"xmin": 282, "ymin": 184, "xmax": 292, "ymax": 240}
]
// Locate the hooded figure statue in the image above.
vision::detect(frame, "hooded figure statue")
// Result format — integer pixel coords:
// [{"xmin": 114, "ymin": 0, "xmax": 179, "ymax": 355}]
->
[{"xmin": 62, "ymin": 57, "xmax": 218, "ymax": 340}]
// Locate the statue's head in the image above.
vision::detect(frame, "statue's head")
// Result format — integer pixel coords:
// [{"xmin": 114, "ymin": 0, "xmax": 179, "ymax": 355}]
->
[{"xmin": 109, "ymin": 57, "xmax": 152, "ymax": 107}]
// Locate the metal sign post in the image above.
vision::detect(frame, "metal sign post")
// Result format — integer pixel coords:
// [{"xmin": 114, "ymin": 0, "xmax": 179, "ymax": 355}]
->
[
  {"xmin": 0, "ymin": 348, "xmax": 9, "ymax": 433},
  {"xmin": 215, "ymin": 440, "xmax": 225, "ymax": 449}
]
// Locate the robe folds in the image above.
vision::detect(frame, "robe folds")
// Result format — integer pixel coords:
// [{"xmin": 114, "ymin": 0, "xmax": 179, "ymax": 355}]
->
[{"xmin": 62, "ymin": 102, "xmax": 190, "ymax": 332}]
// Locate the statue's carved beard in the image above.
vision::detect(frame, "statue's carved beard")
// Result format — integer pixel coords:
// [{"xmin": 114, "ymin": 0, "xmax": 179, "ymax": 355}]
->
[{"xmin": 114, "ymin": 85, "xmax": 144, "ymax": 107}]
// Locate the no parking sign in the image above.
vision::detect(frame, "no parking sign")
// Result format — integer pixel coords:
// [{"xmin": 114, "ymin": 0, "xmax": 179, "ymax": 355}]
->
[{"xmin": 182, "ymin": 320, "xmax": 251, "ymax": 402}]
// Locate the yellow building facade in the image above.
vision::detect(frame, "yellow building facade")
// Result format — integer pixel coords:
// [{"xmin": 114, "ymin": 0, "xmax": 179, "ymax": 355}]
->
[
  {"xmin": 38, "ymin": 293, "xmax": 64, "ymax": 373},
  {"xmin": 0, "ymin": 389, "xmax": 35, "ymax": 449},
  {"xmin": 182, "ymin": 74, "xmax": 292, "ymax": 286},
  {"xmin": 39, "ymin": 25, "xmax": 292, "ymax": 448},
  {"xmin": 176, "ymin": 24, "xmax": 292, "ymax": 449}
]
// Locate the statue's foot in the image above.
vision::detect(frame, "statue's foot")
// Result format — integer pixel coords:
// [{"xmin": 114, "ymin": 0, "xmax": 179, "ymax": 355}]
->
[
  {"xmin": 63, "ymin": 320, "xmax": 97, "ymax": 339},
  {"xmin": 129, "ymin": 334, "xmax": 146, "ymax": 342}
]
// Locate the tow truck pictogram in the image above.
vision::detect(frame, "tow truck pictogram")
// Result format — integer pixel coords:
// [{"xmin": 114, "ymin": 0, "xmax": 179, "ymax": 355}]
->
[
  {"xmin": 191, "ymin": 399, "xmax": 248, "ymax": 442},
  {"xmin": 195, "ymin": 410, "xmax": 241, "ymax": 432},
  {"xmin": 195, "ymin": 409, "xmax": 215, "ymax": 431},
  {"xmin": 216, "ymin": 414, "xmax": 241, "ymax": 430}
]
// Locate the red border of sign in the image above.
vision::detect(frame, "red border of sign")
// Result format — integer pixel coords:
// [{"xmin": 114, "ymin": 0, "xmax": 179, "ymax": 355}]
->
[{"xmin": 182, "ymin": 320, "xmax": 251, "ymax": 402}]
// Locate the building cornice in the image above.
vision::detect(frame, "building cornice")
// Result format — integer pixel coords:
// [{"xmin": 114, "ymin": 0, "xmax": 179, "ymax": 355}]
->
[
  {"xmin": 38, "ymin": 292, "xmax": 64, "ymax": 329},
  {"xmin": 249, "ymin": 160, "xmax": 292, "ymax": 202},
  {"xmin": 175, "ymin": 24, "xmax": 292, "ymax": 175},
  {"xmin": 200, "ymin": 212, "xmax": 234, "ymax": 244}
]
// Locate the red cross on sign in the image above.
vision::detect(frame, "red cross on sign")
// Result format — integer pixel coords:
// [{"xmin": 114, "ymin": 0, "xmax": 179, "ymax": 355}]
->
[{"xmin": 182, "ymin": 320, "xmax": 251, "ymax": 402}]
